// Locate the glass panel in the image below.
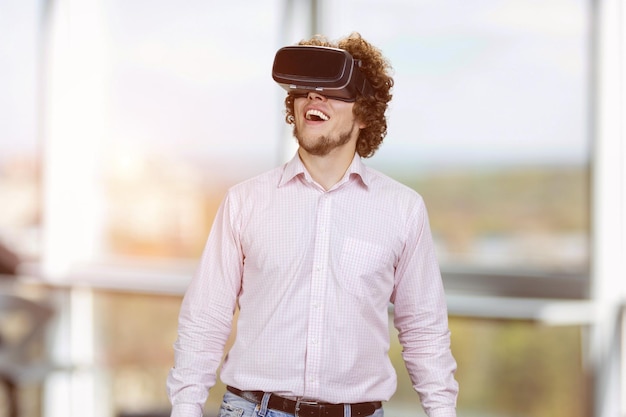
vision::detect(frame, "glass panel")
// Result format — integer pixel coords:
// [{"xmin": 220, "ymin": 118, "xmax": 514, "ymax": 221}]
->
[
  {"xmin": 391, "ymin": 317, "xmax": 590, "ymax": 416},
  {"xmin": 450, "ymin": 317, "xmax": 590, "ymax": 417},
  {"xmin": 321, "ymin": 0, "xmax": 590, "ymax": 274},
  {"xmin": 92, "ymin": 291, "xmax": 228, "ymax": 416},
  {"xmin": 39, "ymin": 2, "xmax": 594, "ymax": 416},
  {"xmin": 0, "ymin": 1, "xmax": 42, "ymax": 263},
  {"xmin": 93, "ymin": 291, "xmax": 182, "ymax": 414},
  {"xmin": 100, "ymin": 0, "xmax": 283, "ymax": 261},
  {"xmin": 91, "ymin": 292, "xmax": 591, "ymax": 417}
]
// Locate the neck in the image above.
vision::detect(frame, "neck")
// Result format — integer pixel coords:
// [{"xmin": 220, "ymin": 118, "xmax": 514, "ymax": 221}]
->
[{"xmin": 298, "ymin": 147, "xmax": 356, "ymax": 191}]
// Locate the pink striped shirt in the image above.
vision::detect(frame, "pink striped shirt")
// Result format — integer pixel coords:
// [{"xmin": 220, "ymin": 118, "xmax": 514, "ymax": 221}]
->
[{"xmin": 167, "ymin": 153, "xmax": 458, "ymax": 417}]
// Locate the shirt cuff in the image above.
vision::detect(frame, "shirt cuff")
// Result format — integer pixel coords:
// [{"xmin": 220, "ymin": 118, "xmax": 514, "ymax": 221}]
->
[
  {"xmin": 427, "ymin": 407, "xmax": 457, "ymax": 417},
  {"xmin": 170, "ymin": 403, "xmax": 204, "ymax": 417}
]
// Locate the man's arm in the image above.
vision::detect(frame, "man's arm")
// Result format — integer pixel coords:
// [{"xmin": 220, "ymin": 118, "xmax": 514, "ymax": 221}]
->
[
  {"xmin": 167, "ymin": 193, "xmax": 243, "ymax": 417},
  {"xmin": 391, "ymin": 199, "xmax": 458, "ymax": 417}
]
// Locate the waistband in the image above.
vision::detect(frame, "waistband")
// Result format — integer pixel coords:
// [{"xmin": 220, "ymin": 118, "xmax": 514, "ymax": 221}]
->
[{"xmin": 226, "ymin": 386, "xmax": 382, "ymax": 417}]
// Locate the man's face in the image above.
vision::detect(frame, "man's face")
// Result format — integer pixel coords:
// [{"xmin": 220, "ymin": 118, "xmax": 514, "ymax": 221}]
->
[{"xmin": 292, "ymin": 92, "xmax": 365, "ymax": 157}]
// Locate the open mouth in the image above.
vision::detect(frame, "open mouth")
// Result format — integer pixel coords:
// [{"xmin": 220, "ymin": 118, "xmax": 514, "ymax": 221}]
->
[{"xmin": 305, "ymin": 109, "xmax": 330, "ymax": 121}]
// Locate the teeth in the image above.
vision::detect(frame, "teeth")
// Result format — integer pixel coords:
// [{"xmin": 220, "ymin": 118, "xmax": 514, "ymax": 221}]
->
[{"xmin": 306, "ymin": 109, "xmax": 330, "ymax": 121}]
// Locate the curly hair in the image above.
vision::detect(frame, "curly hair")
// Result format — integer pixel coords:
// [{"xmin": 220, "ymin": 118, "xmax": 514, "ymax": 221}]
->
[{"xmin": 283, "ymin": 33, "xmax": 394, "ymax": 158}]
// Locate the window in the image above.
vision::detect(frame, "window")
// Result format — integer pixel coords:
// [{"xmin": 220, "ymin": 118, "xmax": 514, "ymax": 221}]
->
[
  {"xmin": 0, "ymin": 1, "xmax": 42, "ymax": 264},
  {"xmin": 20, "ymin": 1, "xmax": 596, "ymax": 417},
  {"xmin": 321, "ymin": 0, "xmax": 591, "ymax": 297},
  {"xmin": 101, "ymin": 0, "xmax": 284, "ymax": 261},
  {"xmin": 40, "ymin": 0, "xmax": 590, "ymax": 292},
  {"xmin": 318, "ymin": 1, "xmax": 593, "ymax": 416},
  {"xmin": 41, "ymin": 0, "xmax": 285, "ymax": 280}
]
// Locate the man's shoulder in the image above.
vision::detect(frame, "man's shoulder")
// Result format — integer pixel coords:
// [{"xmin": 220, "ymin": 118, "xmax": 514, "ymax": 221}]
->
[
  {"xmin": 224, "ymin": 164, "xmax": 286, "ymax": 200},
  {"xmin": 365, "ymin": 166, "xmax": 423, "ymax": 200}
]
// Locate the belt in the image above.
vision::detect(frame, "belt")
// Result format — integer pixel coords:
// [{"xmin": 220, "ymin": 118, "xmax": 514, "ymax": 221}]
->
[{"xmin": 226, "ymin": 386, "xmax": 382, "ymax": 417}]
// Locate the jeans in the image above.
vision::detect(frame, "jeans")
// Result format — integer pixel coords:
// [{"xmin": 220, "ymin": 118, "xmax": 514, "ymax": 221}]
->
[{"xmin": 218, "ymin": 391, "xmax": 385, "ymax": 417}]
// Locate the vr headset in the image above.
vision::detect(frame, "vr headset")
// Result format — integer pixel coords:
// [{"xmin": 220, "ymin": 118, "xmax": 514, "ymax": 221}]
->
[{"xmin": 272, "ymin": 45, "xmax": 374, "ymax": 102}]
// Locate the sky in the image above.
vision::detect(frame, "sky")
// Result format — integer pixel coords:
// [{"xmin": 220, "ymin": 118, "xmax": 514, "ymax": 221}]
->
[{"xmin": 0, "ymin": 0, "xmax": 589, "ymax": 174}]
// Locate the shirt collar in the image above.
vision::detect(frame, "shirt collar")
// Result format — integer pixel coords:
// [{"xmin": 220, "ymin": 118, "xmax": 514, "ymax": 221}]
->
[{"xmin": 279, "ymin": 152, "xmax": 370, "ymax": 189}]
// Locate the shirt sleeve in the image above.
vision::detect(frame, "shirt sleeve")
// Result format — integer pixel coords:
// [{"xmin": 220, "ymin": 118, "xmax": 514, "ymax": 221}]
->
[
  {"xmin": 167, "ymin": 192, "xmax": 243, "ymax": 417},
  {"xmin": 391, "ymin": 198, "xmax": 459, "ymax": 417}
]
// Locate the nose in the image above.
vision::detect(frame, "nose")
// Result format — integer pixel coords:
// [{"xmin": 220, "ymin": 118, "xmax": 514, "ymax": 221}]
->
[{"xmin": 307, "ymin": 91, "xmax": 327, "ymax": 101}]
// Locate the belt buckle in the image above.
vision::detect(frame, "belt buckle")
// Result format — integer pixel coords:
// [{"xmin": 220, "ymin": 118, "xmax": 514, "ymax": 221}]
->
[{"xmin": 295, "ymin": 398, "xmax": 319, "ymax": 417}]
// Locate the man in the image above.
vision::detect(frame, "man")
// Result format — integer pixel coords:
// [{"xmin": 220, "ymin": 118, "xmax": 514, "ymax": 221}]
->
[{"xmin": 167, "ymin": 32, "xmax": 458, "ymax": 417}]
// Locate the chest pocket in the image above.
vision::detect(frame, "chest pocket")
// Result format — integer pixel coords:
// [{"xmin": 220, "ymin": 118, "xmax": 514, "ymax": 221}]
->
[{"xmin": 338, "ymin": 237, "xmax": 394, "ymax": 301}]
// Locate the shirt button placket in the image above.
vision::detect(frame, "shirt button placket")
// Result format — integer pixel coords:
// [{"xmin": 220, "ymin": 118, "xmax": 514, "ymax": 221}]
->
[{"xmin": 304, "ymin": 193, "xmax": 331, "ymax": 399}]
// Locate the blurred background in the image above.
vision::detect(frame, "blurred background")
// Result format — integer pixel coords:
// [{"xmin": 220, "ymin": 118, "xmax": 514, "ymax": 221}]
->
[{"xmin": 0, "ymin": 0, "xmax": 624, "ymax": 416}]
